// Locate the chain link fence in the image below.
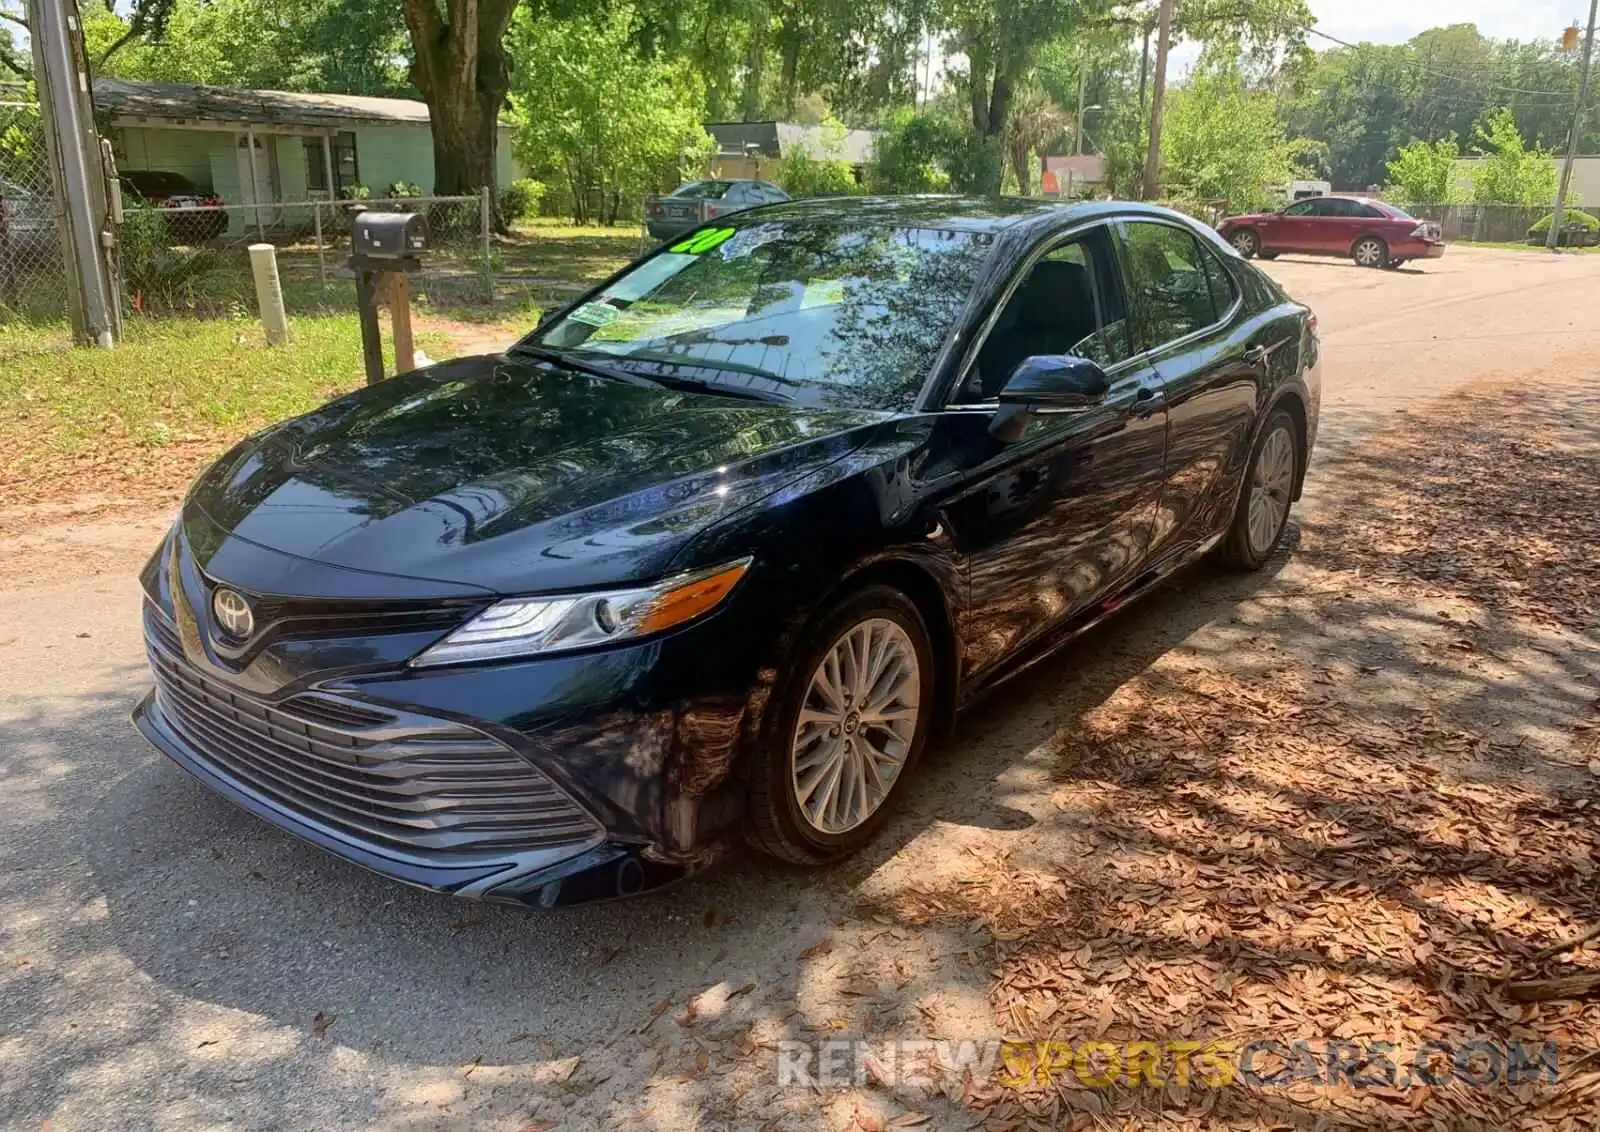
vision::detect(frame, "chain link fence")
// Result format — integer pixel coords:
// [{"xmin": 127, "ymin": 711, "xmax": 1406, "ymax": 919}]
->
[
  {"xmin": 118, "ymin": 192, "xmax": 495, "ymax": 319},
  {"xmin": 0, "ymin": 96, "xmax": 72, "ymax": 350},
  {"xmin": 1403, "ymin": 203, "xmax": 1600, "ymax": 245}
]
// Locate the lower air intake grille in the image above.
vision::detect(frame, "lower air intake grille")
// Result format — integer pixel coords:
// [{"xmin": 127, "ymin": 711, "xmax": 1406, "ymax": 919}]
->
[{"xmin": 142, "ymin": 603, "xmax": 599, "ymax": 856}]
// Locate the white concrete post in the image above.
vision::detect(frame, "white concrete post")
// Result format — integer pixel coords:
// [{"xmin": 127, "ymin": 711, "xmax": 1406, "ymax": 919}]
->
[{"xmin": 248, "ymin": 243, "xmax": 290, "ymax": 346}]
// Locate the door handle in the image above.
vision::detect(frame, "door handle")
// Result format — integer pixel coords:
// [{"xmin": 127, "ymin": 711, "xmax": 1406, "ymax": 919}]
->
[{"xmin": 1133, "ymin": 387, "xmax": 1165, "ymax": 418}]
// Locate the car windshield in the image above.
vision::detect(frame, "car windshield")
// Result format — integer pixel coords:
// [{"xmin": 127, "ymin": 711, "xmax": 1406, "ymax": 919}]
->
[
  {"xmin": 526, "ymin": 220, "xmax": 993, "ymax": 410},
  {"xmin": 671, "ymin": 181, "xmax": 735, "ymax": 200}
]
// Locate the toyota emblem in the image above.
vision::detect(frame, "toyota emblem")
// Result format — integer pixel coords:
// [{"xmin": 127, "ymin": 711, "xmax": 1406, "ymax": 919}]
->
[{"xmin": 212, "ymin": 588, "xmax": 254, "ymax": 640}]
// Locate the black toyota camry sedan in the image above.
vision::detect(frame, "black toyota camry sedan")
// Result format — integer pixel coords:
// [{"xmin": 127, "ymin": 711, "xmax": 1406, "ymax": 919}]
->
[{"xmin": 134, "ymin": 197, "xmax": 1320, "ymax": 907}]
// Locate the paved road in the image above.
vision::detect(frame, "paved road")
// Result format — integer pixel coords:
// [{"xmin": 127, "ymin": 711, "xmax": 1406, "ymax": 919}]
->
[{"xmin": 3, "ymin": 247, "xmax": 1598, "ymax": 1131}]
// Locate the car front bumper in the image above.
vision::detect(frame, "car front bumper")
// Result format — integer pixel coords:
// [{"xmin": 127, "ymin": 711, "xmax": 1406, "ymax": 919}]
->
[{"xmin": 132, "ymin": 558, "xmax": 766, "ymax": 905}]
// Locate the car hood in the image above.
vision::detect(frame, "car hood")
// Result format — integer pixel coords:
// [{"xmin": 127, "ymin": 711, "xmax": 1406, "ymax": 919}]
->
[{"xmin": 186, "ymin": 354, "xmax": 889, "ymax": 596}]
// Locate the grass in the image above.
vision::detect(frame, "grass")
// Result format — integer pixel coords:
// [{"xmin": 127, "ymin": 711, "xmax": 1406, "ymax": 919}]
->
[
  {"xmin": 1453, "ymin": 239, "xmax": 1600, "ymax": 253},
  {"xmin": 0, "ymin": 314, "xmax": 445, "ymax": 509},
  {"xmin": 0, "ymin": 221, "xmax": 647, "ymax": 512}
]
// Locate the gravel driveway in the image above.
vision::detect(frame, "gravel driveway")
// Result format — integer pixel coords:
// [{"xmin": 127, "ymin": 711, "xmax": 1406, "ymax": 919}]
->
[{"xmin": 2, "ymin": 247, "xmax": 1597, "ymax": 1131}]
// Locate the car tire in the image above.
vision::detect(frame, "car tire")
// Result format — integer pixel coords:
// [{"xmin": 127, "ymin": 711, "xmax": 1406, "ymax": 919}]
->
[
  {"xmin": 1217, "ymin": 409, "xmax": 1300, "ymax": 571},
  {"xmin": 1353, "ymin": 236, "xmax": 1389, "ymax": 268},
  {"xmin": 1258, "ymin": 251, "xmax": 1279, "ymax": 260},
  {"xmin": 1229, "ymin": 229, "xmax": 1260, "ymax": 258},
  {"xmin": 744, "ymin": 585, "xmax": 937, "ymax": 866}
]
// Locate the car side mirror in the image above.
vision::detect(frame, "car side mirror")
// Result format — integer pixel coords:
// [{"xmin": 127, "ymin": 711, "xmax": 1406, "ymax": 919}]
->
[{"xmin": 989, "ymin": 355, "xmax": 1111, "ymax": 442}]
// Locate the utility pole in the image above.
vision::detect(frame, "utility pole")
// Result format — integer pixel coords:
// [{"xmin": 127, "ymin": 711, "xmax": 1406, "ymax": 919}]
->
[
  {"xmin": 1140, "ymin": 0, "xmax": 1175, "ymax": 200},
  {"xmin": 30, "ymin": 0, "xmax": 118, "ymax": 346},
  {"xmin": 1075, "ymin": 52, "xmax": 1088, "ymax": 155},
  {"xmin": 1548, "ymin": 0, "xmax": 1599, "ymax": 251}
]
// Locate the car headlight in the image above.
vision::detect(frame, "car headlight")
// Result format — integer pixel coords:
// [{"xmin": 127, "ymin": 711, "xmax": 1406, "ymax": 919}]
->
[{"xmin": 410, "ymin": 557, "xmax": 752, "ymax": 668}]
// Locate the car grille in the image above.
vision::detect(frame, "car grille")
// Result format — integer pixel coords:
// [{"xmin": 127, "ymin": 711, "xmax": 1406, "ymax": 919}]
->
[{"xmin": 143, "ymin": 604, "xmax": 600, "ymax": 857}]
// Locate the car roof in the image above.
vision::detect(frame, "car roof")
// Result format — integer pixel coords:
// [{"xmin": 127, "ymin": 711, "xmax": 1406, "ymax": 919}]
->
[{"xmin": 731, "ymin": 195, "xmax": 1185, "ymax": 235}]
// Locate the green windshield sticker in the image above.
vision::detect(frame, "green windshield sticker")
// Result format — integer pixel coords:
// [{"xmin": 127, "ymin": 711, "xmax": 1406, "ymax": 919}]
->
[
  {"xmin": 567, "ymin": 301, "xmax": 621, "ymax": 327},
  {"xmin": 669, "ymin": 226, "xmax": 736, "ymax": 255}
]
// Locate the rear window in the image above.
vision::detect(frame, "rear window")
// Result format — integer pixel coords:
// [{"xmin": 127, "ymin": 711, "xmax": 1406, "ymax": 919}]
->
[
  {"xmin": 1377, "ymin": 202, "xmax": 1414, "ymax": 219},
  {"xmin": 670, "ymin": 181, "xmax": 733, "ymax": 200},
  {"xmin": 123, "ymin": 171, "xmax": 203, "ymax": 196}
]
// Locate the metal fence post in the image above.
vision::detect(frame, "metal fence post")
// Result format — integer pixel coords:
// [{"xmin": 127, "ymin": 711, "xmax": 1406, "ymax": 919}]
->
[
  {"xmin": 313, "ymin": 200, "xmax": 327, "ymax": 298},
  {"xmin": 480, "ymin": 185, "xmax": 493, "ymax": 302}
]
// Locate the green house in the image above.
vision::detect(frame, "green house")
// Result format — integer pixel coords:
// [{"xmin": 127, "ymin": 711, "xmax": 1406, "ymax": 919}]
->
[{"xmin": 94, "ymin": 79, "xmax": 519, "ymax": 239}]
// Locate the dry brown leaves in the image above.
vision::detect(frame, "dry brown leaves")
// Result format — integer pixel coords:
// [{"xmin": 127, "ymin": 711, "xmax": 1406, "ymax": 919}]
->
[
  {"xmin": 864, "ymin": 383, "xmax": 1600, "ymax": 1130},
  {"xmin": 1306, "ymin": 386, "xmax": 1599, "ymax": 633}
]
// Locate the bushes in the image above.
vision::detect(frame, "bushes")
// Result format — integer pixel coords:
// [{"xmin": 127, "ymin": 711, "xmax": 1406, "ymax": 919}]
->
[
  {"xmin": 119, "ymin": 205, "xmax": 228, "ymax": 314},
  {"xmin": 775, "ymin": 149, "xmax": 860, "ymax": 196},
  {"xmin": 1527, "ymin": 209, "xmax": 1600, "ymax": 245},
  {"xmin": 498, "ymin": 177, "xmax": 545, "ymax": 221}
]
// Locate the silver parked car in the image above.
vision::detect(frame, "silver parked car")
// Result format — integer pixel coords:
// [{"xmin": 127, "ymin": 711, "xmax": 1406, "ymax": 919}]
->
[{"xmin": 645, "ymin": 179, "xmax": 789, "ymax": 241}]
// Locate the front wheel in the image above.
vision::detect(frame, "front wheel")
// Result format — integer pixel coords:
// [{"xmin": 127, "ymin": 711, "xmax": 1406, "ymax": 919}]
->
[
  {"xmin": 1229, "ymin": 229, "xmax": 1260, "ymax": 258},
  {"xmin": 1353, "ymin": 236, "xmax": 1388, "ymax": 268},
  {"xmin": 1218, "ymin": 410, "xmax": 1300, "ymax": 571},
  {"xmin": 744, "ymin": 586, "xmax": 936, "ymax": 865}
]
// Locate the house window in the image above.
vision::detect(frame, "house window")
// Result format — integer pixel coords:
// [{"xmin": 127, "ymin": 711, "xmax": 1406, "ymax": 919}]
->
[
  {"xmin": 304, "ymin": 138, "xmax": 328, "ymax": 192},
  {"xmin": 305, "ymin": 132, "xmax": 360, "ymax": 195}
]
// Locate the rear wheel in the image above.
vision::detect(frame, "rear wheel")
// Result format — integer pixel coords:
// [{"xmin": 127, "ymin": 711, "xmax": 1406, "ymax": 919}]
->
[
  {"xmin": 1258, "ymin": 251, "xmax": 1279, "ymax": 260},
  {"xmin": 1218, "ymin": 409, "xmax": 1300, "ymax": 571},
  {"xmin": 1229, "ymin": 229, "xmax": 1260, "ymax": 258},
  {"xmin": 1353, "ymin": 236, "xmax": 1389, "ymax": 268},
  {"xmin": 744, "ymin": 585, "xmax": 936, "ymax": 865}
]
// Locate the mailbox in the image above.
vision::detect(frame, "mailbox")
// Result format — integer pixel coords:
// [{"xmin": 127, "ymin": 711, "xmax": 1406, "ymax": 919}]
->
[
  {"xmin": 349, "ymin": 210, "xmax": 428, "ymax": 386},
  {"xmin": 351, "ymin": 210, "xmax": 427, "ymax": 261}
]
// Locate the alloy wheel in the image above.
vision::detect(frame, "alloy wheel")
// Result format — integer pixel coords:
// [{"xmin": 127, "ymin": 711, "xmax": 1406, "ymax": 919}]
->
[
  {"xmin": 790, "ymin": 618, "xmax": 921, "ymax": 835},
  {"xmin": 1354, "ymin": 238, "xmax": 1384, "ymax": 267},
  {"xmin": 1231, "ymin": 231, "xmax": 1257, "ymax": 257},
  {"xmin": 1247, "ymin": 424, "xmax": 1296, "ymax": 556}
]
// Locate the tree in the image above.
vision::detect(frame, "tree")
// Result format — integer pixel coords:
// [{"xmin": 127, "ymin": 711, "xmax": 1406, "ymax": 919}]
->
[
  {"xmin": 1385, "ymin": 136, "xmax": 1460, "ymax": 206},
  {"xmin": 402, "ymin": 0, "xmax": 520, "ymax": 208},
  {"xmin": 1004, "ymin": 81, "xmax": 1068, "ymax": 195},
  {"xmin": 934, "ymin": 0, "xmax": 1110, "ymax": 192},
  {"xmin": 1160, "ymin": 61, "xmax": 1295, "ymax": 210},
  {"xmin": 1470, "ymin": 106, "xmax": 1557, "ymax": 207},
  {"xmin": 508, "ymin": 4, "xmax": 711, "ymax": 224},
  {"xmin": 86, "ymin": 0, "xmax": 410, "ymax": 96}
]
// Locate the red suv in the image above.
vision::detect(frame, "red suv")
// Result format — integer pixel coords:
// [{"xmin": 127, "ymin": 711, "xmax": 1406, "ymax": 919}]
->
[{"xmin": 1219, "ymin": 196, "xmax": 1445, "ymax": 269}]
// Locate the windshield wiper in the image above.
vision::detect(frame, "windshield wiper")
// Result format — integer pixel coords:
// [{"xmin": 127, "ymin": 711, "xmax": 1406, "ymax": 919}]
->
[
  {"xmin": 600, "ymin": 349, "xmax": 802, "ymax": 404},
  {"xmin": 508, "ymin": 343, "xmax": 667, "ymax": 391}
]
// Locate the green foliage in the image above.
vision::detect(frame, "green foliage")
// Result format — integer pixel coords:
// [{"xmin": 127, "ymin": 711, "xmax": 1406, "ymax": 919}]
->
[
  {"xmin": 118, "ymin": 206, "xmax": 228, "ymax": 313},
  {"xmin": 1471, "ymin": 107, "xmax": 1558, "ymax": 207},
  {"xmin": 775, "ymin": 149, "xmax": 861, "ymax": 196},
  {"xmin": 1385, "ymin": 136, "xmax": 1461, "ymax": 206},
  {"xmin": 1282, "ymin": 25, "xmax": 1590, "ymax": 190},
  {"xmin": 85, "ymin": 0, "xmax": 411, "ymax": 95},
  {"xmin": 1528, "ymin": 209, "xmax": 1600, "ymax": 243},
  {"xmin": 509, "ymin": 5, "xmax": 713, "ymax": 225},
  {"xmin": 339, "ymin": 184, "xmax": 372, "ymax": 201},
  {"xmin": 865, "ymin": 111, "xmax": 955, "ymax": 194},
  {"xmin": 1529, "ymin": 209, "xmax": 1600, "ymax": 233},
  {"xmin": 498, "ymin": 178, "xmax": 546, "ymax": 221},
  {"xmin": 384, "ymin": 180, "xmax": 423, "ymax": 199},
  {"xmin": 775, "ymin": 117, "xmax": 860, "ymax": 195},
  {"xmin": 1160, "ymin": 64, "xmax": 1294, "ymax": 212}
]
